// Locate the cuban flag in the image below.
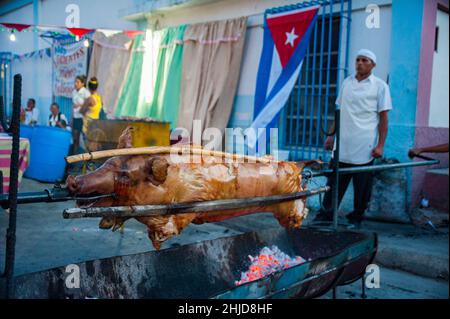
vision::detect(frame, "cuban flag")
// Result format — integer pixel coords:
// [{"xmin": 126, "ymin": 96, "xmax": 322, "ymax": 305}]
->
[{"xmin": 248, "ymin": 5, "xmax": 320, "ymax": 150}]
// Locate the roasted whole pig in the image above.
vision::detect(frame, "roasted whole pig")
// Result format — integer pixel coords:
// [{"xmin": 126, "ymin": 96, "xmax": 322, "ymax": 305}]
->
[{"xmin": 66, "ymin": 128, "xmax": 312, "ymax": 249}]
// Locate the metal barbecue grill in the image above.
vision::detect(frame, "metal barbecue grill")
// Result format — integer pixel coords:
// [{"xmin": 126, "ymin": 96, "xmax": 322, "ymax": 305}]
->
[
  {"xmin": 0, "ymin": 75, "xmax": 439, "ymax": 299},
  {"xmin": 10, "ymin": 228, "xmax": 376, "ymax": 299}
]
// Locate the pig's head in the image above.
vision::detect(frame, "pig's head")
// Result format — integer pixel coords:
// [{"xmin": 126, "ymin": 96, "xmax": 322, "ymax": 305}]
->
[
  {"xmin": 65, "ymin": 126, "xmax": 198, "ymax": 250},
  {"xmin": 66, "ymin": 154, "xmax": 170, "ymax": 235},
  {"xmin": 66, "ymin": 155, "xmax": 169, "ymax": 206},
  {"xmin": 66, "ymin": 125, "xmax": 169, "ymax": 207}
]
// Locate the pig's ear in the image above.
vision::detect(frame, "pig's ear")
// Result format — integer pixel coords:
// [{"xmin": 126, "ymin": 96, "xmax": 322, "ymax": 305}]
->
[
  {"xmin": 146, "ymin": 157, "xmax": 169, "ymax": 185},
  {"xmin": 117, "ymin": 126, "xmax": 134, "ymax": 148}
]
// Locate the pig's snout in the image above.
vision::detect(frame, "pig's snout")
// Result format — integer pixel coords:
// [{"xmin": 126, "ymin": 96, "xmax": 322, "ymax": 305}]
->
[
  {"xmin": 66, "ymin": 175, "xmax": 80, "ymax": 194},
  {"xmin": 66, "ymin": 171, "xmax": 115, "ymax": 195}
]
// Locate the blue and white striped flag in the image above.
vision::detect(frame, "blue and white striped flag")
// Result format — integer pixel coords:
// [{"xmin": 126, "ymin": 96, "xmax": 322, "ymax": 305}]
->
[{"xmin": 248, "ymin": 5, "xmax": 320, "ymax": 150}]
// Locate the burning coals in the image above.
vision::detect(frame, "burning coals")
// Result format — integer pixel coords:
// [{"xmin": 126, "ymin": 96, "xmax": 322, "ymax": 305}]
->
[{"xmin": 235, "ymin": 246, "xmax": 306, "ymax": 286}]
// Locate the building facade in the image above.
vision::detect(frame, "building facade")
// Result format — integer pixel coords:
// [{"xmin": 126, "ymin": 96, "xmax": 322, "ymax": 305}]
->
[{"xmin": 1, "ymin": 0, "xmax": 448, "ymax": 211}]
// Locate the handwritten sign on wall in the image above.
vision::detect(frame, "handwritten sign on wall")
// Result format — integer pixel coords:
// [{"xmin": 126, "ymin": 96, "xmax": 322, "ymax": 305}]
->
[{"xmin": 53, "ymin": 41, "xmax": 87, "ymax": 98}]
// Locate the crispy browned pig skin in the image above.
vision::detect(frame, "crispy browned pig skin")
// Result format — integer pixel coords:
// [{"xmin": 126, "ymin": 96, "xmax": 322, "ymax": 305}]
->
[{"xmin": 66, "ymin": 128, "xmax": 309, "ymax": 250}]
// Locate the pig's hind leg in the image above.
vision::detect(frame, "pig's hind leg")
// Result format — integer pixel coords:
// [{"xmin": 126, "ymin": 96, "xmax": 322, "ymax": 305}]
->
[
  {"xmin": 99, "ymin": 217, "xmax": 131, "ymax": 231},
  {"xmin": 273, "ymin": 199, "xmax": 308, "ymax": 229},
  {"xmin": 138, "ymin": 213, "xmax": 197, "ymax": 250}
]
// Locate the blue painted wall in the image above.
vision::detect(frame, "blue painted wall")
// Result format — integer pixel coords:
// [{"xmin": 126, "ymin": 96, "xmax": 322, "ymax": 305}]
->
[
  {"xmin": 385, "ymin": 0, "xmax": 424, "ymax": 211},
  {"xmin": 385, "ymin": 0, "xmax": 424, "ymax": 163}
]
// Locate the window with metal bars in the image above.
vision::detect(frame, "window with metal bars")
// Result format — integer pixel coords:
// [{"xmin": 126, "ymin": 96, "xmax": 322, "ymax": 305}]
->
[{"xmin": 281, "ymin": 1, "xmax": 350, "ymax": 161}]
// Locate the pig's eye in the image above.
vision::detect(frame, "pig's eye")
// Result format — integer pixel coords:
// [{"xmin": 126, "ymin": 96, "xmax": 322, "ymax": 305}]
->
[
  {"xmin": 118, "ymin": 171, "xmax": 141, "ymax": 186},
  {"xmin": 118, "ymin": 171, "xmax": 130, "ymax": 179}
]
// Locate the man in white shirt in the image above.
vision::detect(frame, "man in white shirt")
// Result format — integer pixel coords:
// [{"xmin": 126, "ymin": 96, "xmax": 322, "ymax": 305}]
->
[
  {"xmin": 315, "ymin": 49, "xmax": 392, "ymax": 223},
  {"xmin": 23, "ymin": 98, "xmax": 39, "ymax": 125}
]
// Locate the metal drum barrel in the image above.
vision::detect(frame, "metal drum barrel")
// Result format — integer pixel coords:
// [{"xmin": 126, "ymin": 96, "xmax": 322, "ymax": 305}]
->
[{"xmin": 11, "ymin": 227, "xmax": 377, "ymax": 299}]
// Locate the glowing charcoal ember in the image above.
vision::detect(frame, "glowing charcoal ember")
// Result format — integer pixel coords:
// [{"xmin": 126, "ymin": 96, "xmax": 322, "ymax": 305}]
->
[{"xmin": 234, "ymin": 246, "xmax": 306, "ymax": 286}]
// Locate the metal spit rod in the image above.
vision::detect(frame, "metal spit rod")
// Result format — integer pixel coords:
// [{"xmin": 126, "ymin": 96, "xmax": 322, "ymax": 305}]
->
[
  {"xmin": 0, "ymin": 187, "xmax": 116, "ymax": 209},
  {"xmin": 307, "ymin": 154, "xmax": 439, "ymax": 177},
  {"xmin": 0, "ymin": 154, "xmax": 437, "ymax": 209},
  {"xmin": 63, "ymin": 186, "xmax": 330, "ymax": 219}
]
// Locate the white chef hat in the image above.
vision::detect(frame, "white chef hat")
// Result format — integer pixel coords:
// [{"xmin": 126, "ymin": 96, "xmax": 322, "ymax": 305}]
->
[{"xmin": 357, "ymin": 49, "xmax": 377, "ymax": 64}]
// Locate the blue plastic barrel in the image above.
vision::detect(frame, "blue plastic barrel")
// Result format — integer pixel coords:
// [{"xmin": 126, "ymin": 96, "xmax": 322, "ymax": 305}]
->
[
  {"xmin": 21, "ymin": 125, "xmax": 72, "ymax": 182},
  {"xmin": 19, "ymin": 124, "xmax": 34, "ymax": 141}
]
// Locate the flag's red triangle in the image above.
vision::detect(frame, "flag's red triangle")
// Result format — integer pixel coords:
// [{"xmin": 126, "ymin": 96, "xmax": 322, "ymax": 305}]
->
[
  {"xmin": 1, "ymin": 23, "xmax": 31, "ymax": 32},
  {"xmin": 67, "ymin": 27, "xmax": 94, "ymax": 38},
  {"xmin": 124, "ymin": 30, "xmax": 145, "ymax": 38},
  {"xmin": 267, "ymin": 7, "xmax": 319, "ymax": 68}
]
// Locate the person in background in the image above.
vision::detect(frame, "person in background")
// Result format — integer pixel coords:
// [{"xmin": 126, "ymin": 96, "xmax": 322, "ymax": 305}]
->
[
  {"xmin": 408, "ymin": 143, "xmax": 449, "ymax": 158},
  {"xmin": 21, "ymin": 98, "xmax": 39, "ymax": 125},
  {"xmin": 48, "ymin": 102, "xmax": 70, "ymax": 131},
  {"xmin": 80, "ymin": 77, "xmax": 102, "ymax": 135},
  {"xmin": 409, "ymin": 143, "xmax": 448, "ymax": 210},
  {"xmin": 71, "ymin": 75, "xmax": 90, "ymax": 154},
  {"xmin": 314, "ymin": 49, "xmax": 393, "ymax": 224}
]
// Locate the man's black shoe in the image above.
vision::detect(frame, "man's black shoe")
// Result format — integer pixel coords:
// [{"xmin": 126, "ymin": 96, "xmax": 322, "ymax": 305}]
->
[
  {"xmin": 346, "ymin": 211, "xmax": 364, "ymax": 224},
  {"xmin": 314, "ymin": 212, "xmax": 333, "ymax": 222}
]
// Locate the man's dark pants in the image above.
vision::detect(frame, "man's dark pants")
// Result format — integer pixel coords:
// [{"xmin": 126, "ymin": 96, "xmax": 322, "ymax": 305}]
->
[{"xmin": 319, "ymin": 160, "xmax": 375, "ymax": 218}]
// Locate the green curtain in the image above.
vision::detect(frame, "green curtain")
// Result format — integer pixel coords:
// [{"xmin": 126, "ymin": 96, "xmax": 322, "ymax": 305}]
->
[
  {"xmin": 114, "ymin": 34, "xmax": 146, "ymax": 117},
  {"xmin": 149, "ymin": 25, "xmax": 186, "ymax": 128},
  {"xmin": 114, "ymin": 27, "xmax": 186, "ymax": 125}
]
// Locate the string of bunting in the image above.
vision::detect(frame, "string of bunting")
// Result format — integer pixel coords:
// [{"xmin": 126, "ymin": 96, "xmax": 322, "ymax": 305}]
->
[
  {"xmin": 0, "ymin": 22, "xmax": 145, "ymax": 39},
  {"xmin": 13, "ymin": 47, "xmax": 52, "ymax": 61},
  {"xmin": 0, "ymin": 49, "xmax": 51, "ymax": 64}
]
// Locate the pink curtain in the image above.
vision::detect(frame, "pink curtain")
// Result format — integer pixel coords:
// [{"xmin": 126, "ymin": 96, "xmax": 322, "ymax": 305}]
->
[
  {"xmin": 178, "ymin": 16, "xmax": 247, "ymax": 134},
  {"xmin": 88, "ymin": 31, "xmax": 133, "ymax": 116}
]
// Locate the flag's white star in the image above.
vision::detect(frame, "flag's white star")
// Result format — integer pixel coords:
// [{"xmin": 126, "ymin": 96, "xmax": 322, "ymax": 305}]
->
[{"xmin": 285, "ymin": 27, "xmax": 299, "ymax": 47}]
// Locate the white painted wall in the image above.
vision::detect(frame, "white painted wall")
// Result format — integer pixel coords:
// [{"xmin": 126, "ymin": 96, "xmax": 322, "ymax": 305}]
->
[
  {"xmin": 0, "ymin": 4, "xmax": 36, "ymax": 55},
  {"xmin": 145, "ymin": 0, "xmax": 393, "ymax": 93},
  {"xmin": 38, "ymin": 0, "xmax": 138, "ymax": 31},
  {"xmin": 146, "ymin": 0, "xmax": 392, "ymax": 28},
  {"xmin": 428, "ymin": 9, "xmax": 449, "ymax": 128},
  {"xmin": 0, "ymin": 0, "xmax": 138, "ymax": 124},
  {"xmin": 11, "ymin": 52, "xmax": 53, "ymax": 124},
  {"xmin": 345, "ymin": 4, "xmax": 392, "ymax": 83},
  {"xmin": 0, "ymin": 0, "xmax": 139, "ymax": 54},
  {"xmin": 0, "ymin": 4, "xmax": 49, "ymax": 123}
]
